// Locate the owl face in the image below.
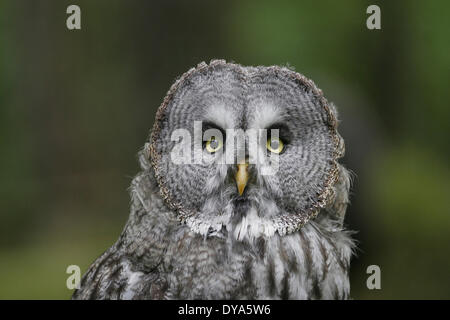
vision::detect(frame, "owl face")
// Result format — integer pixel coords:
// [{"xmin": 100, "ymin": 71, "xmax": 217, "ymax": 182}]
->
[{"xmin": 150, "ymin": 60, "xmax": 342, "ymax": 239}]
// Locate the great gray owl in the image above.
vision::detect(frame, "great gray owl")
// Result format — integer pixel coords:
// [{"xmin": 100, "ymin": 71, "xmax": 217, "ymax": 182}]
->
[{"xmin": 72, "ymin": 60, "xmax": 354, "ymax": 300}]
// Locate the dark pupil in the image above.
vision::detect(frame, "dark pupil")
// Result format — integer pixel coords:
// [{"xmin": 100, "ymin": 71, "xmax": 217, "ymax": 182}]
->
[
  {"xmin": 210, "ymin": 137, "xmax": 219, "ymax": 149},
  {"xmin": 271, "ymin": 139, "xmax": 279, "ymax": 149}
]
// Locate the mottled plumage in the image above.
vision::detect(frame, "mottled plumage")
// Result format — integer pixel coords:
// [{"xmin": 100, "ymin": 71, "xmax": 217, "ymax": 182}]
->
[{"xmin": 73, "ymin": 60, "xmax": 354, "ymax": 300}]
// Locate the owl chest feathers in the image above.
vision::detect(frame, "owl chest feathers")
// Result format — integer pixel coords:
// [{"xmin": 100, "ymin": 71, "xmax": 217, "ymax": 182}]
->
[
  {"xmin": 159, "ymin": 223, "xmax": 351, "ymax": 300},
  {"xmin": 116, "ymin": 170, "xmax": 352, "ymax": 299}
]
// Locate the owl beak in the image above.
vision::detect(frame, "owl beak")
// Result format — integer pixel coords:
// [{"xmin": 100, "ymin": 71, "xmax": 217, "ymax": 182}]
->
[{"xmin": 235, "ymin": 162, "xmax": 249, "ymax": 196}]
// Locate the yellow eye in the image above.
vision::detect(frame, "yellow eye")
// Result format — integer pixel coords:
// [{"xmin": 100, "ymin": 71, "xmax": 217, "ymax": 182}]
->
[
  {"xmin": 266, "ymin": 137, "xmax": 284, "ymax": 154},
  {"xmin": 205, "ymin": 136, "xmax": 223, "ymax": 153}
]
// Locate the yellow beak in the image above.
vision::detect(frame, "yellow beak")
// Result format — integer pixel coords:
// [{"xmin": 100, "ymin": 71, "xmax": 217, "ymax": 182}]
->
[{"xmin": 235, "ymin": 162, "xmax": 249, "ymax": 196}]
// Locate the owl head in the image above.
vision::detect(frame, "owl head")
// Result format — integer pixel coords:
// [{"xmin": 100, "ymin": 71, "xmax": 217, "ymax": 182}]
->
[{"xmin": 149, "ymin": 60, "xmax": 343, "ymax": 240}]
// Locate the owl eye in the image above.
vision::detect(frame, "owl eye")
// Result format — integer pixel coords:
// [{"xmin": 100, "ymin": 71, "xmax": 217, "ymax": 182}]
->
[
  {"xmin": 205, "ymin": 136, "xmax": 223, "ymax": 153},
  {"xmin": 266, "ymin": 137, "xmax": 284, "ymax": 154}
]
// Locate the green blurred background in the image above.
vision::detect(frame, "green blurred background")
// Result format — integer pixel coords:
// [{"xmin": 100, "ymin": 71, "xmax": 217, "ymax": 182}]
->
[{"xmin": 0, "ymin": 0, "xmax": 449, "ymax": 299}]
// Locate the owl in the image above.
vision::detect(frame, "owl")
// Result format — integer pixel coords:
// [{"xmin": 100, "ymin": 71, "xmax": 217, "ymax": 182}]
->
[{"xmin": 72, "ymin": 60, "xmax": 354, "ymax": 300}]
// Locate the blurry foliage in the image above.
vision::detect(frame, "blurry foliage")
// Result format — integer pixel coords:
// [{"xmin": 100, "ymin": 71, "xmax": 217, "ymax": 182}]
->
[
  {"xmin": 374, "ymin": 145, "xmax": 450, "ymax": 236},
  {"xmin": 0, "ymin": 0, "xmax": 449, "ymax": 299}
]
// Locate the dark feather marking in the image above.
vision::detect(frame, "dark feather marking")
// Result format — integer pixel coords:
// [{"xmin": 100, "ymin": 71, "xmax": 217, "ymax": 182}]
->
[
  {"xmin": 243, "ymin": 261, "xmax": 257, "ymax": 299},
  {"xmin": 280, "ymin": 240, "xmax": 298, "ymax": 273},
  {"xmin": 150, "ymin": 276, "xmax": 168, "ymax": 300},
  {"xmin": 280, "ymin": 271, "xmax": 290, "ymax": 299},
  {"xmin": 104, "ymin": 264, "xmax": 124, "ymax": 298},
  {"xmin": 231, "ymin": 198, "xmax": 250, "ymax": 228},
  {"xmin": 311, "ymin": 276, "xmax": 322, "ymax": 300},
  {"xmin": 299, "ymin": 232, "xmax": 313, "ymax": 276},
  {"xmin": 116, "ymin": 280, "xmax": 128, "ymax": 299},
  {"xmin": 300, "ymin": 232, "xmax": 321, "ymax": 299},
  {"xmin": 255, "ymin": 238, "xmax": 266, "ymax": 259},
  {"xmin": 88, "ymin": 271, "xmax": 106, "ymax": 299},
  {"xmin": 266, "ymin": 259, "xmax": 276, "ymax": 297},
  {"xmin": 318, "ymin": 240, "xmax": 330, "ymax": 282},
  {"xmin": 89, "ymin": 250, "xmax": 115, "ymax": 285}
]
